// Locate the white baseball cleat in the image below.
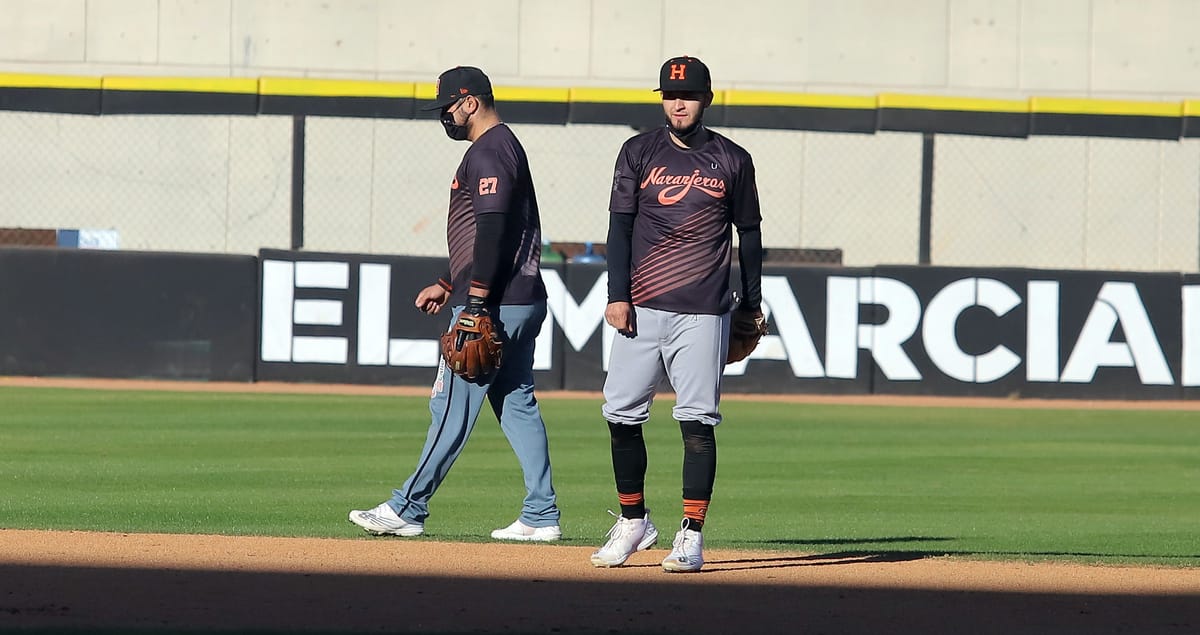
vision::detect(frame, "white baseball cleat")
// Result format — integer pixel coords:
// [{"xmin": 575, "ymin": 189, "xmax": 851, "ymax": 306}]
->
[
  {"xmin": 348, "ymin": 502, "xmax": 424, "ymax": 537},
  {"xmin": 490, "ymin": 519, "xmax": 562, "ymax": 542},
  {"xmin": 590, "ymin": 509, "xmax": 659, "ymax": 568},
  {"xmin": 661, "ymin": 519, "xmax": 704, "ymax": 572}
]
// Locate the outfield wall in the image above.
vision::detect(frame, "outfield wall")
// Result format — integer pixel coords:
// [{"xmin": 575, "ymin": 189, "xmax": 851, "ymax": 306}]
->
[
  {"xmin": 3, "ymin": 247, "xmax": 1197, "ymax": 401},
  {"xmin": 0, "ymin": 247, "xmax": 256, "ymax": 381}
]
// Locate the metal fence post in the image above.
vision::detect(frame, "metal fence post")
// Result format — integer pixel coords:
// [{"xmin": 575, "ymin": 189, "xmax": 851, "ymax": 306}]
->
[
  {"xmin": 291, "ymin": 114, "xmax": 306, "ymax": 250},
  {"xmin": 919, "ymin": 132, "xmax": 935, "ymax": 265}
]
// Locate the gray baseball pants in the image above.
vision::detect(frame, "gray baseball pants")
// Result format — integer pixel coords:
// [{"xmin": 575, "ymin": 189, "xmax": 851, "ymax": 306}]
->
[{"xmin": 602, "ymin": 306, "xmax": 731, "ymax": 426}]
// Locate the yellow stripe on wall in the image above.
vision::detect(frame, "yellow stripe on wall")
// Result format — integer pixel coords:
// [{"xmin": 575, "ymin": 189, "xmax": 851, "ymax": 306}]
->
[
  {"xmin": 0, "ymin": 73, "xmax": 101, "ymax": 90},
  {"xmin": 1181, "ymin": 100, "xmax": 1200, "ymax": 117},
  {"xmin": 1031, "ymin": 97, "xmax": 1182, "ymax": 117},
  {"xmin": 879, "ymin": 93, "xmax": 1028, "ymax": 113},
  {"xmin": 259, "ymin": 77, "xmax": 414, "ymax": 98},
  {"xmin": 412, "ymin": 84, "xmax": 569, "ymax": 105},
  {"xmin": 493, "ymin": 86, "xmax": 570, "ymax": 103},
  {"xmin": 568, "ymin": 87, "xmax": 661, "ymax": 104},
  {"xmin": 414, "ymin": 82, "xmax": 437, "ymax": 101},
  {"xmin": 102, "ymin": 76, "xmax": 258, "ymax": 94},
  {"xmin": 725, "ymin": 90, "xmax": 876, "ymax": 110},
  {"xmin": 5, "ymin": 71, "xmax": 1200, "ymax": 123}
]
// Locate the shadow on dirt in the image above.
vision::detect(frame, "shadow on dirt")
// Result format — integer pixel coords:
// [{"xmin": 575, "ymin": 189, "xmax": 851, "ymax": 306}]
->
[{"xmin": 1, "ymin": 561, "xmax": 1197, "ymax": 635}]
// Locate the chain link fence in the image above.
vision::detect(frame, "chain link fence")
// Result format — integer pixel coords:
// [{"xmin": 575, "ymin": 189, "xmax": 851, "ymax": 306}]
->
[
  {"xmin": 0, "ymin": 111, "xmax": 294, "ymax": 253},
  {"xmin": 1, "ymin": 109, "xmax": 1197, "ymax": 273},
  {"xmin": 932, "ymin": 135, "xmax": 1200, "ymax": 272}
]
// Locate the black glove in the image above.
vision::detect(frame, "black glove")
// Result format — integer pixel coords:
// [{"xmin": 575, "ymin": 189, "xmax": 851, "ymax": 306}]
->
[{"xmin": 466, "ymin": 294, "xmax": 489, "ymax": 317}]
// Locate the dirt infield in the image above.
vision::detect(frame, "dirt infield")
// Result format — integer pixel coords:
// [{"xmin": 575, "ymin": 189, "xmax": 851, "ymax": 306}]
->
[
  {"xmin": 2, "ymin": 530, "xmax": 1199, "ymax": 634},
  {"xmin": 2, "ymin": 377, "xmax": 1198, "ymax": 634}
]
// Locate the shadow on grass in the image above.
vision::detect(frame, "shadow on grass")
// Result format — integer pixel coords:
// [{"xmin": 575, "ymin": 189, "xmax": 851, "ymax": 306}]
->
[
  {"xmin": 742, "ymin": 536, "xmax": 1200, "ymax": 565},
  {"xmin": 755, "ymin": 535, "xmax": 956, "ymax": 546},
  {"xmin": 1, "ymin": 561, "xmax": 1197, "ymax": 635},
  {"xmin": 619, "ymin": 550, "xmax": 927, "ymax": 572}
]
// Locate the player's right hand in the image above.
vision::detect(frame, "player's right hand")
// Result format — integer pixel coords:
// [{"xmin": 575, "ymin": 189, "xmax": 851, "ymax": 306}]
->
[
  {"xmin": 415, "ymin": 284, "xmax": 451, "ymax": 315},
  {"xmin": 605, "ymin": 301, "xmax": 637, "ymax": 336}
]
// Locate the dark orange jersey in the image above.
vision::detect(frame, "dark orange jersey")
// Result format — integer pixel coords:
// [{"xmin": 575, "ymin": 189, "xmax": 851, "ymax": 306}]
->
[
  {"xmin": 609, "ymin": 127, "xmax": 761, "ymax": 314},
  {"xmin": 446, "ymin": 124, "xmax": 547, "ymax": 306}
]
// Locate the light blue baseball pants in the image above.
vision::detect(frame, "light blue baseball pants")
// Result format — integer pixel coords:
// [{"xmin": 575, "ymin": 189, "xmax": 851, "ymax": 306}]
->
[{"xmin": 388, "ymin": 301, "xmax": 559, "ymax": 527}]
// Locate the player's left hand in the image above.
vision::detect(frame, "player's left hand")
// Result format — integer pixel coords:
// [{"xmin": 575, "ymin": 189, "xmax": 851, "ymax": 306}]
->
[{"xmin": 415, "ymin": 284, "xmax": 450, "ymax": 314}]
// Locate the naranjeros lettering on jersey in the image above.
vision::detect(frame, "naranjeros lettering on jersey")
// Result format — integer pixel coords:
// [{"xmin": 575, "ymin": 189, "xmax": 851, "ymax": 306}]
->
[
  {"xmin": 610, "ymin": 127, "xmax": 761, "ymax": 314},
  {"xmin": 445, "ymin": 124, "xmax": 547, "ymax": 306},
  {"xmin": 640, "ymin": 167, "xmax": 727, "ymax": 204}
]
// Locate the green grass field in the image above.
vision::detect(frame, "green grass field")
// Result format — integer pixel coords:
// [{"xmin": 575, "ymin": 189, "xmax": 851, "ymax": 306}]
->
[{"xmin": 2, "ymin": 386, "xmax": 1197, "ymax": 567}]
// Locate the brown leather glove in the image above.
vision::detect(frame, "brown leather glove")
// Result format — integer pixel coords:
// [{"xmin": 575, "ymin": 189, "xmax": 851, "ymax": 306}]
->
[
  {"xmin": 727, "ymin": 304, "xmax": 768, "ymax": 364},
  {"xmin": 440, "ymin": 299, "xmax": 503, "ymax": 380}
]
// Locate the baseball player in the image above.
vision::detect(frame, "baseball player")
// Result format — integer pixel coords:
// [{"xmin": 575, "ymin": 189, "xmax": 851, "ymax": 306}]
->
[
  {"xmin": 590, "ymin": 56, "xmax": 764, "ymax": 572},
  {"xmin": 349, "ymin": 66, "xmax": 561, "ymax": 542}
]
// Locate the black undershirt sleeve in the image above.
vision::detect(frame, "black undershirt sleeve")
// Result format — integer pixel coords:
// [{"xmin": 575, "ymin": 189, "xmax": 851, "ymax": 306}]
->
[
  {"xmin": 606, "ymin": 212, "xmax": 635, "ymax": 303},
  {"xmin": 736, "ymin": 225, "xmax": 763, "ymax": 310},
  {"xmin": 471, "ymin": 211, "xmax": 506, "ymax": 296}
]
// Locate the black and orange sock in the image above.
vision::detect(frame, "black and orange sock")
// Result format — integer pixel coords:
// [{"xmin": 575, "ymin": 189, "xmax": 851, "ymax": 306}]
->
[
  {"xmin": 682, "ymin": 499, "xmax": 708, "ymax": 531},
  {"xmin": 618, "ymin": 492, "xmax": 646, "ymax": 519}
]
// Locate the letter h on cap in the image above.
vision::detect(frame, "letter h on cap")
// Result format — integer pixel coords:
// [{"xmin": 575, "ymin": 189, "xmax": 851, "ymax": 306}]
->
[{"xmin": 670, "ymin": 63, "xmax": 687, "ymax": 80}]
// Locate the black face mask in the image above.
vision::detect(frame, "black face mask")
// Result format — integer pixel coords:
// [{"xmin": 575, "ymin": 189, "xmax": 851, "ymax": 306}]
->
[{"xmin": 441, "ymin": 106, "xmax": 471, "ymax": 141}]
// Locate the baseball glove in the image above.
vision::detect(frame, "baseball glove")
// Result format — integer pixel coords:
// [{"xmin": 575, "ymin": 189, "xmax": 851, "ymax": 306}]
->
[
  {"xmin": 440, "ymin": 306, "xmax": 503, "ymax": 380},
  {"xmin": 727, "ymin": 305, "xmax": 768, "ymax": 364}
]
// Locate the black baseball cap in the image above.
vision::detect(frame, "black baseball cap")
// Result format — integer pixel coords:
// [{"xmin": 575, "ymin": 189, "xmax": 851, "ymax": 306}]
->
[
  {"xmin": 420, "ymin": 66, "xmax": 493, "ymax": 111},
  {"xmin": 655, "ymin": 56, "xmax": 711, "ymax": 93}
]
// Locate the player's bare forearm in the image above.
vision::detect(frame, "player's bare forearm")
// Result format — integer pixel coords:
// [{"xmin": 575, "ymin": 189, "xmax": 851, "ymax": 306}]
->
[{"xmin": 415, "ymin": 284, "xmax": 450, "ymax": 314}]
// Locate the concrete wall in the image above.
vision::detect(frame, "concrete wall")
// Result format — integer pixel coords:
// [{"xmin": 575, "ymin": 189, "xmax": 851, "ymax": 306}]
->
[
  {"xmin": 2, "ymin": 0, "xmax": 1198, "ymax": 271},
  {"xmin": 5, "ymin": 0, "xmax": 1200, "ymax": 99}
]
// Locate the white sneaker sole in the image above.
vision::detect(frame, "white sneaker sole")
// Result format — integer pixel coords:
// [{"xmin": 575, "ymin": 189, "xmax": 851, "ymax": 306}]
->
[
  {"xmin": 348, "ymin": 511, "xmax": 424, "ymax": 537},
  {"xmin": 661, "ymin": 557, "xmax": 703, "ymax": 572},
  {"xmin": 589, "ymin": 526, "xmax": 660, "ymax": 568},
  {"xmin": 490, "ymin": 529, "xmax": 562, "ymax": 542}
]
